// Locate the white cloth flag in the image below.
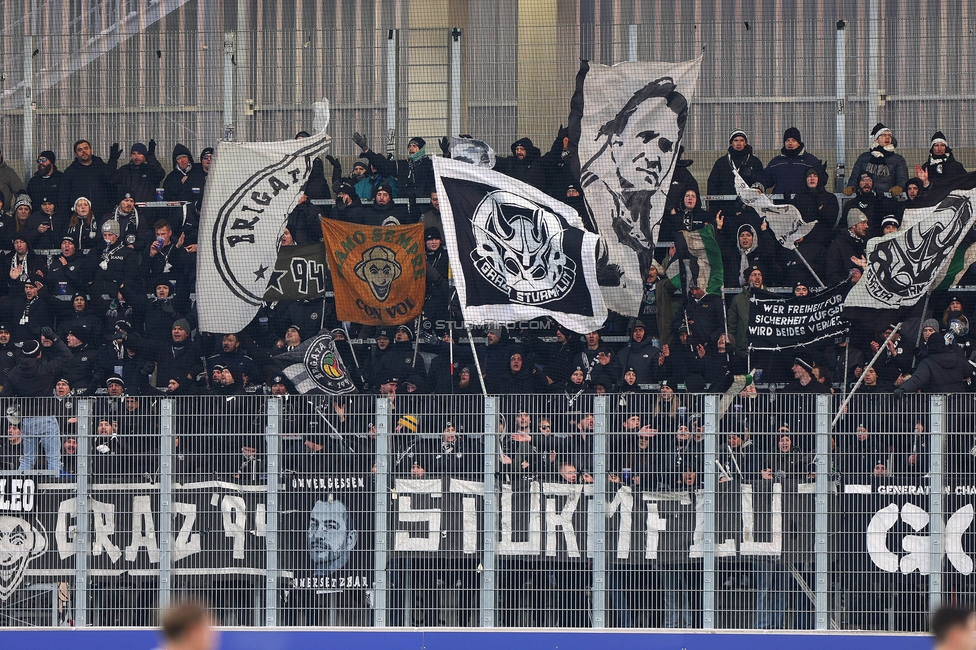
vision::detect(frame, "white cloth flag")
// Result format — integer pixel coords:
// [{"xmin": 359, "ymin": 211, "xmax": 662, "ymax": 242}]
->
[
  {"xmin": 845, "ymin": 187, "xmax": 976, "ymax": 310},
  {"xmin": 577, "ymin": 57, "xmax": 702, "ymax": 317},
  {"xmin": 433, "ymin": 157, "xmax": 607, "ymax": 333},
  {"xmin": 197, "ymin": 102, "xmax": 332, "ymax": 333},
  {"xmin": 733, "ymin": 170, "xmax": 814, "ymax": 251}
]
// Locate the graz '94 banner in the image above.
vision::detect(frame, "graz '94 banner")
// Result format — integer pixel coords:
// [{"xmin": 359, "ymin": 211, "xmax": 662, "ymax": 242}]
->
[
  {"xmin": 574, "ymin": 57, "xmax": 703, "ymax": 317},
  {"xmin": 433, "ymin": 157, "xmax": 607, "ymax": 333},
  {"xmin": 747, "ymin": 282, "xmax": 850, "ymax": 351},
  {"xmin": 197, "ymin": 101, "xmax": 331, "ymax": 333},
  {"xmin": 321, "ymin": 219, "xmax": 426, "ymax": 326}
]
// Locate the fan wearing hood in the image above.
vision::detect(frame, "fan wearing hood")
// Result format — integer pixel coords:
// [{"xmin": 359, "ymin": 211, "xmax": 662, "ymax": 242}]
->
[
  {"xmin": 663, "ymin": 145, "xmax": 700, "ymax": 214},
  {"xmin": 541, "ymin": 125, "xmax": 579, "ymax": 199},
  {"xmin": 715, "ymin": 211, "xmax": 773, "ymax": 287},
  {"xmin": 917, "ymin": 131, "xmax": 967, "ymax": 190},
  {"xmin": 845, "ymin": 123, "xmax": 908, "ymax": 195},
  {"xmin": 659, "ymin": 187, "xmax": 710, "ymax": 243},
  {"xmin": 758, "ymin": 127, "xmax": 829, "ymax": 197},
  {"xmin": 497, "ymin": 137, "xmax": 548, "ymax": 193},
  {"xmin": 707, "ymin": 129, "xmax": 765, "ymax": 216}
]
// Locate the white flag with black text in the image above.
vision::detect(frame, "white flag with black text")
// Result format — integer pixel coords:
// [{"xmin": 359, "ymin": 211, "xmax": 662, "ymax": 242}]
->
[
  {"xmin": 575, "ymin": 57, "xmax": 702, "ymax": 317},
  {"xmin": 433, "ymin": 157, "xmax": 607, "ymax": 333},
  {"xmin": 197, "ymin": 101, "xmax": 332, "ymax": 333}
]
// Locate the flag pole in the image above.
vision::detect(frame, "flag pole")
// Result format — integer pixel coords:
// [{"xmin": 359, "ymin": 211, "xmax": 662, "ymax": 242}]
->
[
  {"xmin": 410, "ymin": 316, "xmax": 422, "ymax": 370},
  {"xmin": 466, "ymin": 325, "xmax": 488, "ymax": 396},
  {"xmin": 841, "ymin": 335, "xmax": 851, "ymax": 402},
  {"xmin": 794, "ymin": 248, "xmax": 826, "ymax": 288},
  {"xmin": 341, "ymin": 323, "xmax": 360, "ymax": 367},
  {"xmin": 449, "ymin": 328, "xmax": 455, "ymax": 393},
  {"xmin": 911, "ymin": 290, "xmax": 933, "ymax": 370},
  {"xmin": 831, "ymin": 322, "xmax": 902, "ymax": 428}
]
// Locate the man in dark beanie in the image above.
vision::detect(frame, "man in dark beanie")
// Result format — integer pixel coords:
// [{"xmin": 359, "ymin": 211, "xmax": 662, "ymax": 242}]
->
[
  {"xmin": 759, "ymin": 127, "xmax": 828, "ymax": 197},
  {"xmin": 352, "ymin": 132, "xmax": 434, "ymax": 203},
  {"xmin": 330, "ymin": 181, "xmax": 365, "ymax": 224},
  {"xmin": 26, "ymin": 149, "xmax": 67, "ymax": 211},
  {"xmin": 706, "ymin": 128, "xmax": 765, "ymax": 216},
  {"xmin": 845, "ymin": 123, "xmax": 908, "ymax": 196},
  {"xmin": 0, "ymin": 327, "xmax": 70, "ymax": 472},
  {"xmin": 362, "ymin": 181, "xmax": 409, "ymax": 226},
  {"xmin": 918, "ymin": 130, "xmax": 967, "ymax": 190},
  {"xmin": 114, "ymin": 140, "xmax": 165, "ymax": 204}
]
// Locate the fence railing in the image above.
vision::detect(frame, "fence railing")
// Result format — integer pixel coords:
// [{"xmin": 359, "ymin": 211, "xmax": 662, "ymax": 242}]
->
[{"xmin": 0, "ymin": 392, "xmax": 960, "ymax": 632}]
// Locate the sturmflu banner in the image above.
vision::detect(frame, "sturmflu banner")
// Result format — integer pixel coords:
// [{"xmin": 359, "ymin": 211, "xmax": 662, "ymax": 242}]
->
[
  {"xmin": 321, "ymin": 219, "xmax": 425, "ymax": 326},
  {"xmin": 197, "ymin": 101, "xmax": 332, "ymax": 333},
  {"xmin": 845, "ymin": 188, "xmax": 976, "ymax": 310},
  {"xmin": 575, "ymin": 57, "xmax": 702, "ymax": 317},
  {"xmin": 433, "ymin": 157, "xmax": 608, "ymax": 333}
]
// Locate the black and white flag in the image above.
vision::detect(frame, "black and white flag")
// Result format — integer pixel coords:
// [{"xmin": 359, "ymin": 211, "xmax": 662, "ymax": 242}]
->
[
  {"xmin": 574, "ymin": 57, "xmax": 702, "ymax": 317},
  {"xmin": 845, "ymin": 187, "xmax": 976, "ymax": 310},
  {"xmin": 197, "ymin": 101, "xmax": 332, "ymax": 333},
  {"xmin": 433, "ymin": 157, "xmax": 607, "ymax": 333},
  {"xmin": 734, "ymin": 170, "xmax": 813, "ymax": 250}
]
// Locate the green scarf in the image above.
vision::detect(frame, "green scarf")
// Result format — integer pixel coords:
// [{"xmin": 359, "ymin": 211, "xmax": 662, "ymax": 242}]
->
[{"xmin": 408, "ymin": 146, "xmax": 428, "ymax": 162}]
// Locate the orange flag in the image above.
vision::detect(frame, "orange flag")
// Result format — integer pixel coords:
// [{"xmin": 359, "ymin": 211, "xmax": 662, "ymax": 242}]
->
[{"xmin": 321, "ymin": 218, "xmax": 426, "ymax": 326}]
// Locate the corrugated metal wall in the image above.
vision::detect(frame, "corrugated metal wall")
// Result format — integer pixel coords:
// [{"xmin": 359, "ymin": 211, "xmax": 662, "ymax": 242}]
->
[{"xmin": 0, "ymin": 0, "xmax": 974, "ymax": 183}]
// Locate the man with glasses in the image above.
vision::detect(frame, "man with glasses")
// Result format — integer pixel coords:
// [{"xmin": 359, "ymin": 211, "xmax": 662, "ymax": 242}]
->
[{"xmin": 26, "ymin": 150, "xmax": 67, "ymax": 211}]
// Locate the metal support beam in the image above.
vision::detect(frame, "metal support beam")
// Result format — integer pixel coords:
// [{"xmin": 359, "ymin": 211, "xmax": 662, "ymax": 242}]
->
[
  {"xmin": 867, "ymin": 0, "xmax": 880, "ymax": 131},
  {"xmin": 702, "ymin": 394, "xmax": 718, "ymax": 629},
  {"xmin": 481, "ymin": 396, "xmax": 498, "ymax": 628},
  {"xmin": 159, "ymin": 399, "xmax": 174, "ymax": 612},
  {"xmin": 815, "ymin": 393, "xmax": 831, "ymax": 630},
  {"xmin": 74, "ymin": 398, "xmax": 91, "ymax": 627},
  {"xmin": 450, "ymin": 28, "xmax": 462, "ymax": 138},
  {"xmin": 23, "ymin": 37, "xmax": 35, "ymax": 179},
  {"xmin": 223, "ymin": 32, "xmax": 236, "ymax": 141},
  {"xmin": 373, "ymin": 398, "xmax": 391, "ymax": 626},
  {"xmin": 386, "ymin": 30, "xmax": 398, "ymax": 155},
  {"xmin": 929, "ymin": 394, "xmax": 946, "ymax": 612},
  {"xmin": 591, "ymin": 395, "xmax": 608, "ymax": 628},
  {"xmin": 628, "ymin": 24, "xmax": 637, "ymax": 62},
  {"xmin": 264, "ymin": 397, "xmax": 281, "ymax": 626},
  {"xmin": 835, "ymin": 19, "xmax": 847, "ymax": 192}
]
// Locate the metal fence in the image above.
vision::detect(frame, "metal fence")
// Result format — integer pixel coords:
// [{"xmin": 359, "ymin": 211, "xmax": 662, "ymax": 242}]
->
[
  {"xmin": 2, "ymin": 1, "xmax": 976, "ymax": 191},
  {"xmin": 0, "ymin": 392, "xmax": 968, "ymax": 631}
]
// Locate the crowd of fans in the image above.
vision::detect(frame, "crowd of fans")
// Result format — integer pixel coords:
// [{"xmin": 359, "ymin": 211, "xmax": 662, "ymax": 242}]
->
[{"xmin": 0, "ymin": 123, "xmax": 974, "ymax": 489}]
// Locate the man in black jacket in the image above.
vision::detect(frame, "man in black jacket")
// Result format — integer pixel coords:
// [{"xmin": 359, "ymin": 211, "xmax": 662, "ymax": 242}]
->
[
  {"xmin": 895, "ymin": 331, "xmax": 972, "ymax": 395},
  {"xmin": 707, "ymin": 129, "xmax": 765, "ymax": 216},
  {"xmin": 127, "ymin": 318, "xmax": 203, "ymax": 390},
  {"xmin": 63, "ymin": 139, "xmax": 120, "ymax": 218},
  {"xmin": 26, "ymin": 150, "xmax": 68, "ymax": 211},
  {"xmin": 918, "ymin": 131, "xmax": 968, "ymax": 192},
  {"xmin": 497, "ymin": 137, "xmax": 548, "ymax": 193},
  {"xmin": 825, "ymin": 209, "xmax": 870, "ymax": 286},
  {"xmin": 114, "ymin": 141, "xmax": 165, "ymax": 204},
  {"xmin": 1, "ymin": 328, "xmax": 70, "ymax": 472}
]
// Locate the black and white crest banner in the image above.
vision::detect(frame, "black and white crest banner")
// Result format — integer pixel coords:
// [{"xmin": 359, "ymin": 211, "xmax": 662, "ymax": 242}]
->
[
  {"xmin": 576, "ymin": 58, "xmax": 702, "ymax": 317},
  {"xmin": 845, "ymin": 187, "xmax": 976, "ymax": 310},
  {"xmin": 197, "ymin": 101, "xmax": 332, "ymax": 333},
  {"xmin": 433, "ymin": 157, "xmax": 607, "ymax": 333}
]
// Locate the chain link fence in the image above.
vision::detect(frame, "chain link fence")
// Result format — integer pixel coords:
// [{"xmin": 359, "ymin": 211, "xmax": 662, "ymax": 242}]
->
[{"xmin": 0, "ymin": 392, "xmax": 971, "ymax": 630}]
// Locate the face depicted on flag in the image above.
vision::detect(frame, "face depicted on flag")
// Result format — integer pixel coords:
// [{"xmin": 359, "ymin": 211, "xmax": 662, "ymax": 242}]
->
[
  {"xmin": 575, "ymin": 58, "xmax": 702, "ymax": 317},
  {"xmin": 433, "ymin": 157, "xmax": 607, "ymax": 333},
  {"xmin": 321, "ymin": 219, "xmax": 425, "ymax": 326}
]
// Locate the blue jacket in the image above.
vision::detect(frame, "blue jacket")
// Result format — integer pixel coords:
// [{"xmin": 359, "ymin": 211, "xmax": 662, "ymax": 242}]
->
[{"xmin": 759, "ymin": 147, "xmax": 827, "ymax": 197}]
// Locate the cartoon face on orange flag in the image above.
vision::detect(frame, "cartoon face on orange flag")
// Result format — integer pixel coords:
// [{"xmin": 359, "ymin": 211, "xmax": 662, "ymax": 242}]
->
[{"xmin": 321, "ymin": 219, "xmax": 426, "ymax": 326}]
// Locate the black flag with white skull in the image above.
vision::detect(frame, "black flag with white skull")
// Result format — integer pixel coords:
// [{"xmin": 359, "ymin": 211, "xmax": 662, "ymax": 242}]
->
[{"xmin": 433, "ymin": 157, "xmax": 607, "ymax": 333}]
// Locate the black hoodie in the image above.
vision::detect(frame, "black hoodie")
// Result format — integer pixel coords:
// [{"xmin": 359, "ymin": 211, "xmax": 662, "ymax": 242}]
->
[
  {"xmin": 26, "ymin": 163, "xmax": 68, "ymax": 213},
  {"xmin": 498, "ymin": 137, "xmax": 547, "ymax": 192}
]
